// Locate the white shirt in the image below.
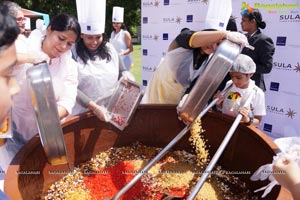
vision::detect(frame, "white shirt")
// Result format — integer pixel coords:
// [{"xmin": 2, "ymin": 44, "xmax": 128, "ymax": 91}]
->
[
  {"xmin": 12, "ymin": 34, "xmax": 78, "ymax": 141},
  {"xmin": 72, "ymin": 42, "xmax": 119, "ymax": 115},
  {"xmin": 110, "ymin": 29, "xmax": 132, "ymax": 70},
  {"xmin": 222, "ymin": 80, "xmax": 266, "ymax": 118}
]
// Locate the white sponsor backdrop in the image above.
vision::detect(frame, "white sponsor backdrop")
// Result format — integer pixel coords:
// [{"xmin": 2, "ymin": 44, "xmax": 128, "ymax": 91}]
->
[{"xmin": 141, "ymin": 0, "xmax": 300, "ymax": 140}]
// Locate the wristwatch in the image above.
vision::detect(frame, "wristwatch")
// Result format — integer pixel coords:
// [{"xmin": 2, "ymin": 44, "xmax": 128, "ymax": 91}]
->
[{"xmin": 246, "ymin": 116, "xmax": 254, "ymax": 125}]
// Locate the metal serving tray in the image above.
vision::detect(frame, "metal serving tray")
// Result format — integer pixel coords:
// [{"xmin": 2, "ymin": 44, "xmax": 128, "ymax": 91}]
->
[
  {"xmin": 106, "ymin": 78, "xmax": 144, "ymax": 131},
  {"xmin": 27, "ymin": 63, "xmax": 69, "ymax": 166},
  {"xmin": 177, "ymin": 39, "xmax": 242, "ymax": 122}
]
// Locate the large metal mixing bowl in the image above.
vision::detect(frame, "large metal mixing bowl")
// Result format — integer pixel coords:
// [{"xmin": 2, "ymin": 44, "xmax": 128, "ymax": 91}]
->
[{"xmin": 4, "ymin": 105, "xmax": 291, "ymax": 200}]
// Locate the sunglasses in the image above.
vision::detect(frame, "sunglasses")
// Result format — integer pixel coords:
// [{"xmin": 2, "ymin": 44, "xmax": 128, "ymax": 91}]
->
[{"xmin": 16, "ymin": 17, "xmax": 26, "ymax": 22}]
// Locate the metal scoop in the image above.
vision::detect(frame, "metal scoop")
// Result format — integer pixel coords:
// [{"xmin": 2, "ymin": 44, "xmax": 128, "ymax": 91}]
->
[
  {"xmin": 27, "ymin": 62, "xmax": 70, "ymax": 167},
  {"xmin": 187, "ymin": 88, "xmax": 257, "ymax": 200},
  {"xmin": 111, "ymin": 39, "xmax": 242, "ymax": 199}
]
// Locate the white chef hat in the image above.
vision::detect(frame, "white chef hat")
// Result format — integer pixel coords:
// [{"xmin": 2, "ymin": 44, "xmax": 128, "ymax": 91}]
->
[
  {"xmin": 230, "ymin": 54, "xmax": 256, "ymax": 74},
  {"xmin": 204, "ymin": 0, "xmax": 232, "ymax": 30},
  {"xmin": 112, "ymin": 6, "xmax": 124, "ymax": 23},
  {"xmin": 76, "ymin": 0, "xmax": 106, "ymax": 34}
]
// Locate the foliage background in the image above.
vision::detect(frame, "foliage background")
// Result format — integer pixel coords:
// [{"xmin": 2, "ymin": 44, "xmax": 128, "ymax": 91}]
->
[{"xmin": 3, "ymin": 0, "xmax": 141, "ymax": 37}]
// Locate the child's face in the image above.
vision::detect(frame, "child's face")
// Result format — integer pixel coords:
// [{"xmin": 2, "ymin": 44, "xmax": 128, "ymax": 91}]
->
[
  {"xmin": 230, "ymin": 72, "xmax": 252, "ymax": 89},
  {"xmin": 0, "ymin": 44, "xmax": 19, "ymax": 129}
]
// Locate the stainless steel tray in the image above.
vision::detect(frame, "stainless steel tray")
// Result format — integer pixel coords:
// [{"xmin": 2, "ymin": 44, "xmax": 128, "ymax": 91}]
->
[
  {"xmin": 27, "ymin": 63, "xmax": 69, "ymax": 165},
  {"xmin": 177, "ymin": 39, "xmax": 242, "ymax": 122},
  {"xmin": 107, "ymin": 78, "xmax": 144, "ymax": 131}
]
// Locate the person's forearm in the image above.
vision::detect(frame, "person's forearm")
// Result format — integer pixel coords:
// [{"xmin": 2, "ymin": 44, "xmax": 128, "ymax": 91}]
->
[
  {"xmin": 289, "ymin": 183, "xmax": 300, "ymax": 200},
  {"xmin": 57, "ymin": 105, "xmax": 68, "ymax": 119},
  {"xmin": 190, "ymin": 31, "xmax": 227, "ymax": 48},
  {"xmin": 17, "ymin": 53, "xmax": 35, "ymax": 65}
]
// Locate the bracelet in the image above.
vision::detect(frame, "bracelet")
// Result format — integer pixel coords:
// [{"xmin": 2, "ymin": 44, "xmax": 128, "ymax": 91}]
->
[{"xmin": 246, "ymin": 116, "xmax": 254, "ymax": 125}]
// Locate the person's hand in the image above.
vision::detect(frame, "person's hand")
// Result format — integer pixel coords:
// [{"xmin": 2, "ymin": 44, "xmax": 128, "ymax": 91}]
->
[
  {"xmin": 92, "ymin": 104, "xmax": 110, "ymax": 122},
  {"xmin": 122, "ymin": 71, "xmax": 135, "ymax": 82},
  {"xmin": 226, "ymin": 31, "xmax": 249, "ymax": 47},
  {"xmin": 273, "ymin": 157, "xmax": 300, "ymax": 192},
  {"xmin": 33, "ymin": 52, "xmax": 50, "ymax": 64},
  {"xmin": 238, "ymin": 107, "xmax": 251, "ymax": 123},
  {"xmin": 213, "ymin": 91, "xmax": 224, "ymax": 107}
]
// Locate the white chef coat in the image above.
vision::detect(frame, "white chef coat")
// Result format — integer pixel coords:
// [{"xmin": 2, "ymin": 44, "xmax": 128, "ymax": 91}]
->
[
  {"xmin": 12, "ymin": 34, "xmax": 78, "ymax": 142},
  {"xmin": 72, "ymin": 42, "xmax": 119, "ymax": 115}
]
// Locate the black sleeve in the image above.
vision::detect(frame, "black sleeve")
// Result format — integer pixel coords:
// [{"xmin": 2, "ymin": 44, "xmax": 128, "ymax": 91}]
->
[{"xmin": 175, "ymin": 28, "xmax": 196, "ymax": 49}]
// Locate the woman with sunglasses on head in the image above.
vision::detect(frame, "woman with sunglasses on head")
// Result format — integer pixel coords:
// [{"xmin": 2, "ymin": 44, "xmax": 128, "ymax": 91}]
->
[{"xmin": 240, "ymin": 5, "xmax": 275, "ymax": 92}]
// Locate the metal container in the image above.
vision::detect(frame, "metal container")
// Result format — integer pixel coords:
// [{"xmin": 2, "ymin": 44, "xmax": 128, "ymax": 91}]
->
[
  {"xmin": 26, "ymin": 63, "xmax": 69, "ymax": 166},
  {"xmin": 4, "ymin": 105, "xmax": 291, "ymax": 200},
  {"xmin": 107, "ymin": 78, "xmax": 143, "ymax": 130},
  {"xmin": 177, "ymin": 39, "xmax": 241, "ymax": 122}
]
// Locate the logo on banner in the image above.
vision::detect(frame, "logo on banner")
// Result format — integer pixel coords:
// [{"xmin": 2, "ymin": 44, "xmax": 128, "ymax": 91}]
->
[
  {"xmin": 163, "ymin": 33, "xmax": 168, "ymax": 40},
  {"xmin": 164, "ymin": 0, "xmax": 169, "ymax": 5},
  {"xmin": 187, "ymin": 15, "xmax": 193, "ymax": 23},
  {"xmin": 280, "ymin": 14, "xmax": 300, "ymax": 23},
  {"xmin": 286, "ymin": 108, "xmax": 297, "ymax": 119},
  {"xmin": 273, "ymin": 62, "xmax": 292, "ymax": 71},
  {"xmin": 244, "ymin": 2, "xmax": 299, "ymax": 23},
  {"xmin": 276, "ymin": 37, "xmax": 286, "ymax": 46},
  {"xmin": 294, "ymin": 63, "xmax": 300, "ymax": 72},
  {"xmin": 267, "ymin": 105, "xmax": 284, "ymax": 115},
  {"xmin": 142, "ymin": 80, "xmax": 148, "ymax": 87},
  {"xmin": 143, "ymin": 49, "xmax": 148, "ymax": 56},
  {"xmin": 142, "ymin": 1, "xmax": 160, "ymax": 7},
  {"xmin": 143, "ymin": 65, "xmax": 157, "ymax": 72},
  {"xmin": 163, "ymin": 16, "xmax": 183, "ymax": 24},
  {"xmin": 143, "ymin": 17, "xmax": 148, "ymax": 24},
  {"xmin": 270, "ymin": 82, "xmax": 279, "ymax": 91},
  {"xmin": 142, "ymin": 34, "xmax": 159, "ymax": 41},
  {"xmin": 267, "ymin": 106, "xmax": 297, "ymax": 119},
  {"xmin": 273, "ymin": 62, "xmax": 300, "ymax": 73},
  {"xmin": 263, "ymin": 123, "xmax": 272, "ymax": 132},
  {"xmin": 187, "ymin": 0, "xmax": 206, "ymax": 4}
]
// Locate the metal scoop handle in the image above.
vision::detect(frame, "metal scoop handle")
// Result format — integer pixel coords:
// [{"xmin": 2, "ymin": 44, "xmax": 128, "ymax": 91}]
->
[
  {"xmin": 111, "ymin": 85, "xmax": 233, "ymax": 199},
  {"xmin": 187, "ymin": 88, "xmax": 257, "ymax": 200}
]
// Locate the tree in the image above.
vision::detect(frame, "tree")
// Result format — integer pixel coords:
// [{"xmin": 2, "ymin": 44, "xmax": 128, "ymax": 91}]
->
[{"xmin": 10, "ymin": 0, "xmax": 141, "ymax": 37}]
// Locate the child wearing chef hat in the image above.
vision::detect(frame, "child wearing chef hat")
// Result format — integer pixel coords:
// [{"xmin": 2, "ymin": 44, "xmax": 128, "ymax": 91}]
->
[{"xmin": 213, "ymin": 54, "xmax": 266, "ymax": 127}]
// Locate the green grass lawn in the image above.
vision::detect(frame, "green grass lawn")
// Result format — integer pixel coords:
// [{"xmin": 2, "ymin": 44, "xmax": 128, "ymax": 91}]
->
[{"xmin": 131, "ymin": 44, "xmax": 142, "ymax": 84}]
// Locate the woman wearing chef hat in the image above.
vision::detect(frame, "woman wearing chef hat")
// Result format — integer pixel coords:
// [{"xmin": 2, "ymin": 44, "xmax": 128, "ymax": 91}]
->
[
  {"xmin": 72, "ymin": 0, "xmax": 124, "ymax": 120},
  {"xmin": 146, "ymin": 0, "xmax": 249, "ymax": 104},
  {"xmin": 110, "ymin": 6, "xmax": 133, "ymax": 71}
]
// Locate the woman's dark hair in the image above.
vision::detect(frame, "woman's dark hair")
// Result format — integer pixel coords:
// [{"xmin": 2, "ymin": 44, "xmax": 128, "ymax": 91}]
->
[
  {"xmin": 0, "ymin": 4, "xmax": 20, "ymax": 49},
  {"xmin": 226, "ymin": 16, "xmax": 238, "ymax": 31},
  {"xmin": 243, "ymin": 10, "xmax": 266, "ymax": 29},
  {"xmin": 112, "ymin": 22, "xmax": 128, "ymax": 31},
  {"xmin": 75, "ymin": 33, "xmax": 112, "ymax": 65},
  {"xmin": 48, "ymin": 13, "xmax": 81, "ymax": 42}
]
